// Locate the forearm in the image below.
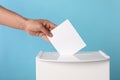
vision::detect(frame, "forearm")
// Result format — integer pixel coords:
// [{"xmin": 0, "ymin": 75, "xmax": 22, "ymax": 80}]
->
[{"xmin": 0, "ymin": 6, "xmax": 27, "ymax": 30}]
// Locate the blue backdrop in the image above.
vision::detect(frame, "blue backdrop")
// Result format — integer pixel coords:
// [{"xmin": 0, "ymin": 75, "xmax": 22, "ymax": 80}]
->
[{"xmin": 0, "ymin": 0, "xmax": 120, "ymax": 80}]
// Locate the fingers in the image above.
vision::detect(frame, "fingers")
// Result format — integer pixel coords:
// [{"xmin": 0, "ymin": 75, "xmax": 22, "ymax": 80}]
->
[
  {"xmin": 35, "ymin": 20, "xmax": 56, "ymax": 36},
  {"xmin": 39, "ymin": 32, "xmax": 50, "ymax": 42},
  {"xmin": 48, "ymin": 23, "xmax": 56, "ymax": 30},
  {"xmin": 24, "ymin": 19, "xmax": 56, "ymax": 42},
  {"xmin": 40, "ymin": 26, "xmax": 53, "ymax": 37},
  {"xmin": 42, "ymin": 20, "xmax": 56, "ymax": 30},
  {"xmin": 41, "ymin": 35, "xmax": 50, "ymax": 42},
  {"xmin": 26, "ymin": 31, "xmax": 50, "ymax": 42},
  {"xmin": 26, "ymin": 30, "xmax": 39, "ymax": 36}
]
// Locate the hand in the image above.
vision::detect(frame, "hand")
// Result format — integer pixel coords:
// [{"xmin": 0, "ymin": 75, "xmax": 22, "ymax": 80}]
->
[{"xmin": 24, "ymin": 19, "xmax": 56, "ymax": 42}]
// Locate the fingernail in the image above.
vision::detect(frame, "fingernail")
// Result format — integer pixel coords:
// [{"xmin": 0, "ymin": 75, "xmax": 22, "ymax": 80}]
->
[{"xmin": 49, "ymin": 33, "xmax": 53, "ymax": 37}]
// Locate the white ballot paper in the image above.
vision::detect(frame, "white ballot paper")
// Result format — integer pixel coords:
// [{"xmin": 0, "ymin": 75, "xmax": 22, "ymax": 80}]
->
[{"xmin": 48, "ymin": 19, "xmax": 86, "ymax": 56}]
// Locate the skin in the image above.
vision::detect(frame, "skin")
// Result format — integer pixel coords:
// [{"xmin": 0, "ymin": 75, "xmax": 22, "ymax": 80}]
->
[{"xmin": 0, "ymin": 6, "xmax": 56, "ymax": 42}]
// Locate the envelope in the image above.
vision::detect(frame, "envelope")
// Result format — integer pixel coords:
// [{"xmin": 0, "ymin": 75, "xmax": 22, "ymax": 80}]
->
[{"xmin": 48, "ymin": 19, "xmax": 86, "ymax": 56}]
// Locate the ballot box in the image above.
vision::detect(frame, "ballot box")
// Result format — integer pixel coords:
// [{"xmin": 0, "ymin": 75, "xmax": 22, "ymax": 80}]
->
[{"xmin": 36, "ymin": 50, "xmax": 110, "ymax": 80}]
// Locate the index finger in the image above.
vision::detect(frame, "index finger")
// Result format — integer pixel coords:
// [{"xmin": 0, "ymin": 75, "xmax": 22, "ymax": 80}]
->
[
  {"xmin": 49, "ymin": 22, "xmax": 57, "ymax": 30},
  {"xmin": 43, "ymin": 20, "xmax": 57, "ymax": 30}
]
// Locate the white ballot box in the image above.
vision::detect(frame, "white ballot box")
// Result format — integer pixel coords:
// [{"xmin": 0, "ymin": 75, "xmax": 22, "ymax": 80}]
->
[{"xmin": 36, "ymin": 50, "xmax": 110, "ymax": 80}]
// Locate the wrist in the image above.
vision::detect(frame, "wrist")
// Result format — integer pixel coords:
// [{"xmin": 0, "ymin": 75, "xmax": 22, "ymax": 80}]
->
[{"xmin": 21, "ymin": 18, "xmax": 29, "ymax": 31}]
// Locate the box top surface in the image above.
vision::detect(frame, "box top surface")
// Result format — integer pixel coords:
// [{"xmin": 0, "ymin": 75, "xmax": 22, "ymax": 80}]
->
[{"xmin": 36, "ymin": 51, "xmax": 110, "ymax": 62}]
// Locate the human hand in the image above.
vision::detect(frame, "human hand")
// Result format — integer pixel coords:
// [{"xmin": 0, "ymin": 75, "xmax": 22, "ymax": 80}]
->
[{"xmin": 24, "ymin": 19, "xmax": 56, "ymax": 42}]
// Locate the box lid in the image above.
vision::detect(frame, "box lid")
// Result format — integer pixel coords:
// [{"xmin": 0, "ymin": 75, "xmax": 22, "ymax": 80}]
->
[{"xmin": 36, "ymin": 50, "xmax": 110, "ymax": 62}]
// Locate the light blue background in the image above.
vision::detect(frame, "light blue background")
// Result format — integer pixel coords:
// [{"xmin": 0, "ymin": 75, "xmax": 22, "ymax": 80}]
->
[{"xmin": 0, "ymin": 0, "xmax": 120, "ymax": 80}]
